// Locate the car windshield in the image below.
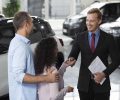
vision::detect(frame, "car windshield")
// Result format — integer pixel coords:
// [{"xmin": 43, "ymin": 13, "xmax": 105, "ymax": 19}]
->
[{"xmin": 116, "ymin": 17, "xmax": 120, "ymax": 22}]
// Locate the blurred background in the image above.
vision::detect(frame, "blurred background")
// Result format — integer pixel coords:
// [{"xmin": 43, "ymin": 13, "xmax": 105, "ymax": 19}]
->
[
  {"xmin": 0, "ymin": 0, "xmax": 117, "ymax": 19},
  {"xmin": 0, "ymin": 0, "xmax": 120, "ymax": 100}
]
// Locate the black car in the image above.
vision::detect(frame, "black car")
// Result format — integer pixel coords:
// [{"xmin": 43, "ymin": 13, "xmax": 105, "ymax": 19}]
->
[
  {"xmin": 0, "ymin": 16, "xmax": 55, "ymax": 52},
  {"xmin": 0, "ymin": 16, "xmax": 64, "ymax": 98},
  {"xmin": 63, "ymin": 1, "xmax": 120, "ymax": 38}
]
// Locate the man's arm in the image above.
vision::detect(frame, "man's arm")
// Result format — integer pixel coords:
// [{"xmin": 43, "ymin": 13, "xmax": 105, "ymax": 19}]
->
[
  {"xmin": 103, "ymin": 35, "xmax": 120, "ymax": 76},
  {"xmin": 94, "ymin": 35, "xmax": 120, "ymax": 84},
  {"xmin": 12, "ymin": 46, "xmax": 59, "ymax": 84},
  {"xmin": 23, "ymin": 71, "xmax": 59, "ymax": 84},
  {"xmin": 68, "ymin": 35, "xmax": 81, "ymax": 61}
]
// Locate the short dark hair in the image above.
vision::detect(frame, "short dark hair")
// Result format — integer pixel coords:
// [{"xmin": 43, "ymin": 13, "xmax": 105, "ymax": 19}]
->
[
  {"xmin": 34, "ymin": 37, "xmax": 57, "ymax": 74},
  {"xmin": 87, "ymin": 8, "xmax": 102, "ymax": 20},
  {"xmin": 13, "ymin": 11, "xmax": 31, "ymax": 31}
]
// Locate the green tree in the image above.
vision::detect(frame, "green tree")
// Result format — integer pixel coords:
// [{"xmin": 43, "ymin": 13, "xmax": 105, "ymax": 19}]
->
[{"xmin": 3, "ymin": 0, "xmax": 20, "ymax": 17}]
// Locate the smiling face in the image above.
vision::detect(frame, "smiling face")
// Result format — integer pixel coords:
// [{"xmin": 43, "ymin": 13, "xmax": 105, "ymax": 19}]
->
[
  {"xmin": 86, "ymin": 13, "xmax": 101, "ymax": 33},
  {"xmin": 86, "ymin": 8, "xmax": 102, "ymax": 33}
]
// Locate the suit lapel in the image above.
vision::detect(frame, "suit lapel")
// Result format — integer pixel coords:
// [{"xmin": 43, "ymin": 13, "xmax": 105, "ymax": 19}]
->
[
  {"xmin": 94, "ymin": 30, "xmax": 105, "ymax": 53},
  {"xmin": 85, "ymin": 32, "xmax": 92, "ymax": 53}
]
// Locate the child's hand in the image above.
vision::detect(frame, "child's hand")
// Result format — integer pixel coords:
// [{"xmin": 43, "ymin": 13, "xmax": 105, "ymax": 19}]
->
[
  {"xmin": 67, "ymin": 86, "xmax": 74, "ymax": 92},
  {"xmin": 65, "ymin": 57, "xmax": 76, "ymax": 67}
]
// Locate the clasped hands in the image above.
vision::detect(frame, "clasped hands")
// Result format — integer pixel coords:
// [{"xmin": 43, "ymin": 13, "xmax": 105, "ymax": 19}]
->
[
  {"xmin": 66, "ymin": 57, "xmax": 76, "ymax": 67},
  {"xmin": 46, "ymin": 57, "xmax": 76, "ymax": 83}
]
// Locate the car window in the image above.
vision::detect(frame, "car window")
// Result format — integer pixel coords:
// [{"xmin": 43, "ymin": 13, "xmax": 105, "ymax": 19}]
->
[
  {"xmin": 28, "ymin": 18, "xmax": 55, "ymax": 44},
  {"xmin": 101, "ymin": 3, "xmax": 120, "ymax": 22},
  {"xmin": 28, "ymin": 21, "xmax": 43, "ymax": 44},
  {"xmin": 43, "ymin": 22, "xmax": 55, "ymax": 36},
  {"xmin": 0, "ymin": 17, "xmax": 55, "ymax": 53},
  {"xmin": 0, "ymin": 28, "xmax": 14, "ymax": 54},
  {"xmin": 34, "ymin": 20, "xmax": 55, "ymax": 38}
]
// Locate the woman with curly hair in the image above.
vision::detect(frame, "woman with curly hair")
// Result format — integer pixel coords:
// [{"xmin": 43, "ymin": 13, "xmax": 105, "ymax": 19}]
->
[{"xmin": 34, "ymin": 37, "xmax": 75, "ymax": 100}]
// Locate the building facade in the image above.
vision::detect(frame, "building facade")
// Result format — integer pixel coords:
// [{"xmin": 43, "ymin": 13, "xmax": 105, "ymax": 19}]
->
[{"xmin": 1, "ymin": 0, "xmax": 120, "ymax": 18}]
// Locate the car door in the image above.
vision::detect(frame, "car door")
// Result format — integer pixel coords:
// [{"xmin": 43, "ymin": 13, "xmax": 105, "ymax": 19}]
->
[{"xmin": 0, "ymin": 28, "xmax": 14, "ymax": 97}]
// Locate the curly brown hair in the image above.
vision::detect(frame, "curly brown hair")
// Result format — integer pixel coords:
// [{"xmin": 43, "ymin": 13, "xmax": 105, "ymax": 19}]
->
[{"xmin": 34, "ymin": 37, "xmax": 57, "ymax": 74}]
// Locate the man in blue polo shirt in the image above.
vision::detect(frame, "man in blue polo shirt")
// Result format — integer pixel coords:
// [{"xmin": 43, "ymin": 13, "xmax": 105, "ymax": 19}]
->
[{"xmin": 8, "ymin": 11, "xmax": 59, "ymax": 100}]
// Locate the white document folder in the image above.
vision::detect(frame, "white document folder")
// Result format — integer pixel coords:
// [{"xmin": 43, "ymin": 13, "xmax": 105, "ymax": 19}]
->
[{"xmin": 88, "ymin": 56, "xmax": 106, "ymax": 85}]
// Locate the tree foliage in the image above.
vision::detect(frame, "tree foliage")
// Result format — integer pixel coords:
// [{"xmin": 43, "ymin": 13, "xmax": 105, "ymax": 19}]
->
[{"xmin": 3, "ymin": 0, "xmax": 20, "ymax": 17}]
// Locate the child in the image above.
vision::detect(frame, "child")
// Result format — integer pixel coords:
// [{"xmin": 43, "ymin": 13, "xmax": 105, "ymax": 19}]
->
[{"xmin": 34, "ymin": 37, "xmax": 74, "ymax": 100}]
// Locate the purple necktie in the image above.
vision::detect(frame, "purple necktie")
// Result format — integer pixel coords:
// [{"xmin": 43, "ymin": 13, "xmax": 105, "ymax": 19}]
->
[{"xmin": 91, "ymin": 33, "xmax": 95, "ymax": 52}]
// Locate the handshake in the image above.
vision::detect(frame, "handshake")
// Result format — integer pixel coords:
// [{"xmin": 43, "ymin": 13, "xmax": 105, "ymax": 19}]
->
[{"xmin": 65, "ymin": 57, "xmax": 76, "ymax": 67}]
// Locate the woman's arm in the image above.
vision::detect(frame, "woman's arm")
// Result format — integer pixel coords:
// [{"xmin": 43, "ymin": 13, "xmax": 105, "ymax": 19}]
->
[
  {"xmin": 49, "ymin": 83, "xmax": 74, "ymax": 100},
  {"xmin": 58, "ymin": 63, "xmax": 68, "ymax": 77},
  {"xmin": 58, "ymin": 59, "xmax": 76, "ymax": 77}
]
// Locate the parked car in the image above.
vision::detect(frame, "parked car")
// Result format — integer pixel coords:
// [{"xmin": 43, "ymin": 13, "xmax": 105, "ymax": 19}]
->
[
  {"xmin": 100, "ymin": 17, "xmax": 120, "ymax": 52},
  {"xmin": 0, "ymin": 16, "xmax": 64, "ymax": 98},
  {"xmin": 63, "ymin": 1, "xmax": 120, "ymax": 38},
  {"xmin": 0, "ymin": 14, "xmax": 5, "ymax": 19}
]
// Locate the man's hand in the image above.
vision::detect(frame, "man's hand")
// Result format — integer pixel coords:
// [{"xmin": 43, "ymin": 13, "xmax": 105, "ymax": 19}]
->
[
  {"xmin": 67, "ymin": 57, "xmax": 76, "ymax": 67},
  {"xmin": 46, "ymin": 69, "xmax": 59, "ymax": 83},
  {"xmin": 94, "ymin": 72, "xmax": 105, "ymax": 84}
]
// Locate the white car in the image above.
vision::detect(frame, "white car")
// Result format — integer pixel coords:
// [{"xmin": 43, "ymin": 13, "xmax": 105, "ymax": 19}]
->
[
  {"xmin": 0, "ymin": 16, "xmax": 64, "ymax": 98},
  {"xmin": 100, "ymin": 17, "xmax": 120, "ymax": 37}
]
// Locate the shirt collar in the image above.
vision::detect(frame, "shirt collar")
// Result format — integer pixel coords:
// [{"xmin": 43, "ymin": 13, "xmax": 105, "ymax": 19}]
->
[
  {"xmin": 88, "ymin": 28, "xmax": 100, "ymax": 37},
  {"xmin": 16, "ymin": 34, "xmax": 31, "ymax": 45}
]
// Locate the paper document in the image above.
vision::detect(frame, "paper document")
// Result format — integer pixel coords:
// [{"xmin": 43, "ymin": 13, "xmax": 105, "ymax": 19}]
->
[{"xmin": 88, "ymin": 56, "xmax": 106, "ymax": 85}]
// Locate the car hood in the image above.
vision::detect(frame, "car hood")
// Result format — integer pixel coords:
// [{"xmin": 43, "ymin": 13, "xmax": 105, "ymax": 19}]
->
[
  {"xmin": 100, "ymin": 21, "xmax": 120, "ymax": 29},
  {"xmin": 67, "ymin": 14, "xmax": 85, "ymax": 20},
  {"xmin": 100, "ymin": 21, "xmax": 120, "ymax": 37}
]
